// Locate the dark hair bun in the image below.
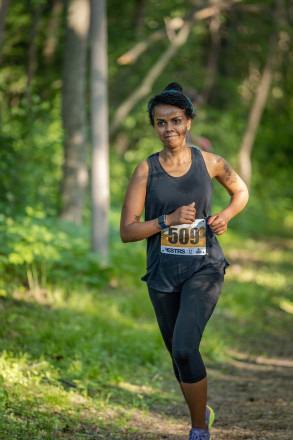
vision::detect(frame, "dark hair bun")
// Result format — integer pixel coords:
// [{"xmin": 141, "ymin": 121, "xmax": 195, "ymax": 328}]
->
[
  {"xmin": 164, "ymin": 82, "xmax": 183, "ymax": 93},
  {"xmin": 148, "ymin": 81, "xmax": 195, "ymax": 126}
]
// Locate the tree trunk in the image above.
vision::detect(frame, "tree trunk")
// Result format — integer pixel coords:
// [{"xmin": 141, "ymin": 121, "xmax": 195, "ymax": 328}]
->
[
  {"xmin": 42, "ymin": 0, "xmax": 64, "ymax": 63},
  {"xmin": 26, "ymin": 5, "xmax": 42, "ymax": 90},
  {"xmin": 90, "ymin": 0, "xmax": 109, "ymax": 257},
  {"xmin": 202, "ymin": 14, "xmax": 222, "ymax": 103},
  {"xmin": 60, "ymin": 0, "xmax": 90, "ymax": 224},
  {"xmin": 238, "ymin": 0, "xmax": 282, "ymax": 187},
  {"xmin": 0, "ymin": 0, "xmax": 10, "ymax": 66},
  {"xmin": 134, "ymin": 0, "xmax": 145, "ymax": 38}
]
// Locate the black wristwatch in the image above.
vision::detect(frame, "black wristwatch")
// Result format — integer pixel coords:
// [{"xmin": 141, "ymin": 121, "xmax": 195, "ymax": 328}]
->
[{"xmin": 158, "ymin": 214, "xmax": 168, "ymax": 229}]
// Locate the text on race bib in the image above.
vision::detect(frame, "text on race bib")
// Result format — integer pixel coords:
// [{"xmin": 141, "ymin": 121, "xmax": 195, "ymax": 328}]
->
[{"xmin": 161, "ymin": 219, "xmax": 206, "ymax": 256}]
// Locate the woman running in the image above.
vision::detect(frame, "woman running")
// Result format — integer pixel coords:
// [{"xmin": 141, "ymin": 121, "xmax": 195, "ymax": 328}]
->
[{"xmin": 120, "ymin": 82, "xmax": 249, "ymax": 440}]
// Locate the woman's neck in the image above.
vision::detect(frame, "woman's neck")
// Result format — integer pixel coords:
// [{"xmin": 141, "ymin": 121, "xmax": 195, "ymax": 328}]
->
[{"xmin": 160, "ymin": 144, "xmax": 191, "ymax": 163}]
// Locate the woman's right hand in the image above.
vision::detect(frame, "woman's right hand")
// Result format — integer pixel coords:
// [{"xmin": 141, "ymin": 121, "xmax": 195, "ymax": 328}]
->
[{"xmin": 166, "ymin": 202, "xmax": 196, "ymax": 226}]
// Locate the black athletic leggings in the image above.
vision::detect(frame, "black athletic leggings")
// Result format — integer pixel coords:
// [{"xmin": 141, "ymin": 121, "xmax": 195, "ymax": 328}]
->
[{"xmin": 148, "ymin": 271, "xmax": 224, "ymax": 383}]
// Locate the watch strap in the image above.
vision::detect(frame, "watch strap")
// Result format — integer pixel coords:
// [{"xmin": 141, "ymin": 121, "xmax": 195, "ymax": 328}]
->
[{"xmin": 158, "ymin": 214, "xmax": 168, "ymax": 229}]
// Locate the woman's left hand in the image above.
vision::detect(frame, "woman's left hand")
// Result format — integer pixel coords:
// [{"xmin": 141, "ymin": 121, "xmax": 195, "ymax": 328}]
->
[{"xmin": 207, "ymin": 213, "xmax": 229, "ymax": 235}]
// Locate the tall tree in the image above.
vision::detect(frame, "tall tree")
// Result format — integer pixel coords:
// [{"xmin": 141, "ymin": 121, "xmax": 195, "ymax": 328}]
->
[
  {"xmin": 238, "ymin": 0, "xmax": 282, "ymax": 187},
  {"xmin": 60, "ymin": 0, "xmax": 90, "ymax": 224},
  {"xmin": 202, "ymin": 14, "xmax": 222, "ymax": 103},
  {"xmin": 134, "ymin": 0, "xmax": 145, "ymax": 38},
  {"xmin": 0, "ymin": 0, "xmax": 10, "ymax": 66},
  {"xmin": 43, "ymin": 0, "xmax": 64, "ymax": 63},
  {"xmin": 26, "ymin": 5, "xmax": 42, "ymax": 90},
  {"xmin": 90, "ymin": 0, "xmax": 109, "ymax": 257}
]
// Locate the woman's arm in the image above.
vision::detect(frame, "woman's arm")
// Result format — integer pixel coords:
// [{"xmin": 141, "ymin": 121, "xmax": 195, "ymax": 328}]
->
[
  {"xmin": 120, "ymin": 160, "xmax": 162, "ymax": 243},
  {"xmin": 202, "ymin": 152, "xmax": 249, "ymax": 235}
]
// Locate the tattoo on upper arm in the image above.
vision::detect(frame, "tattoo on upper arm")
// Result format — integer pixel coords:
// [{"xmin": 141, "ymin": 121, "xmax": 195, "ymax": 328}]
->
[
  {"xmin": 215, "ymin": 156, "xmax": 237, "ymax": 184},
  {"xmin": 223, "ymin": 161, "xmax": 237, "ymax": 184},
  {"xmin": 133, "ymin": 215, "xmax": 140, "ymax": 222}
]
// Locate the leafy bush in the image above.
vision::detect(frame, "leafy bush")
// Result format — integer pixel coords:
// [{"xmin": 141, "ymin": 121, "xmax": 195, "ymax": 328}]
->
[{"xmin": 0, "ymin": 210, "xmax": 111, "ymax": 289}]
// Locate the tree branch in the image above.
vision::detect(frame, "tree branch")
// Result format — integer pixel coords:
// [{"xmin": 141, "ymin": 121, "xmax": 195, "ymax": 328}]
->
[
  {"xmin": 117, "ymin": 0, "xmax": 243, "ymax": 65},
  {"xmin": 238, "ymin": 0, "xmax": 283, "ymax": 186},
  {"xmin": 110, "ymin": 21, "xmax": 191, "ymax": 138},
  {"xmin": 111, "ymin": 0, "xmax": 244, "ymax": 138},
  {"xmin": 117, "ymin": 29, "xmax": 165, "ymax": 65}
]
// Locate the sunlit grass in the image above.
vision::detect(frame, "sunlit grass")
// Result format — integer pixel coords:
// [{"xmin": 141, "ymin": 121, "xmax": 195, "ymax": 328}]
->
[{"xmin": 0, "ymin": 283, "xmax": 170, "ymax": 438}]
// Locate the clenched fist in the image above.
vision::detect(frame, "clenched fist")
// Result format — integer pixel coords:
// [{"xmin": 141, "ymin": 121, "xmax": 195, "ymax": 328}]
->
[
  {"xmin": 207, "ymin": 212, "xmax": 229, "ymax": 235},
  {"xmin": 166, "ymin": 202, "xmax": 196, "ymax": 226}
]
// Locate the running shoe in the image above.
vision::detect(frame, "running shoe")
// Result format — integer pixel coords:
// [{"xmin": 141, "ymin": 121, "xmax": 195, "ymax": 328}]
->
[
  {"xmin": 189, "ymin": 406, "xmax": 214, "ymax": 439},
  {"xmin": 189, "ymin": 427, "xmax": 210, "ymax": 440},
  {"xmin": 206, "ymin": 405, "xmax": 215, "ymax": 430}
]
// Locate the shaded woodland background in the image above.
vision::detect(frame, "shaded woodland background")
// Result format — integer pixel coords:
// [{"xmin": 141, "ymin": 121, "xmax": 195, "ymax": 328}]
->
[{"xmin": 1, "ymin": 0, "xmax": 292, "ymax": 235}]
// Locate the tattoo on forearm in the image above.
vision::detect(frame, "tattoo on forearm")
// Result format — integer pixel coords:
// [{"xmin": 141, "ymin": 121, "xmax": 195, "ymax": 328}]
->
[{"xmin": 133, "ymin": 215, "xmax": 140, "ymax": 222}]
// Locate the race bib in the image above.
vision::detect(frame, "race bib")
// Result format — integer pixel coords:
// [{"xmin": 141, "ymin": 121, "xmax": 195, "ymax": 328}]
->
[{"xmin": 161, "ymin": 219, "xmax": 206, "ymax": 256}]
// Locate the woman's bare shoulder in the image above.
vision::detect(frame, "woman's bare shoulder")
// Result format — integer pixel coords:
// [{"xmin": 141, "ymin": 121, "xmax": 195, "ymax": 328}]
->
[
  {"xmin": 201, "ymin": 151, "xmax": 225, "ymax": 165},
  {"xmin": 135, "ymin": 159, "xmax": 149, "ymax": 174},
  {"xmin": 131, "ymin": 159, "xmax": 149, "ymax": 182},
  {"xmin": 200, "ymin": 151, "xmax": 225, "ymax": 178}
]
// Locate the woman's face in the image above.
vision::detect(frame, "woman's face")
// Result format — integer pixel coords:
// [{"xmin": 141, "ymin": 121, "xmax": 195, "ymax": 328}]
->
[{"xmin": 153, "ymin": 105, "xmax": 191, "ymax": 149}]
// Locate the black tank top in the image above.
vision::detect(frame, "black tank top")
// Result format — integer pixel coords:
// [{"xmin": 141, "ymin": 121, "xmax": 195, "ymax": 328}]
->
[{"xmin": 141, "ymin": 147, "xmax": 229, "ymax": 292}]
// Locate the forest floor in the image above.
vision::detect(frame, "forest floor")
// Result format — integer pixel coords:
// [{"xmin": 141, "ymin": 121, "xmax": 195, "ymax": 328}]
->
[
  {"xmin": 113, "ymin": 354, "xmax": 293, "ymax": 440},
  {"xmin": 89, "ymin": 351, "xmax": 293, "ymax": 440}
]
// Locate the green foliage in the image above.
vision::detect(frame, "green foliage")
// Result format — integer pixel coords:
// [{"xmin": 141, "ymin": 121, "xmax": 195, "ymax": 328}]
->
[
  {"xmin": 0, "ymin": 211, "xmax": 111, "ymax": 289},
  {"xmin": 0, "ymin": 93, "xmax": 63, "ymax": 216},
  {"xmin": 0, "ymin": 205, "xmax": 148, "ymax": 293}
]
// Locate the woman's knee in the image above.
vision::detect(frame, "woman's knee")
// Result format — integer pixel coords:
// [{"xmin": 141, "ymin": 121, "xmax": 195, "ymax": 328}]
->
[
  {"xmin": 173, "ymin": 346, "xmax": 196, "ymax": 367},
  {"xmin": 172, "ymin": 329, "xmax": 201, "ymax": 367},
  {"xmin": 173, "ymin": 347, "xmax": 206, "ymax": 382}
]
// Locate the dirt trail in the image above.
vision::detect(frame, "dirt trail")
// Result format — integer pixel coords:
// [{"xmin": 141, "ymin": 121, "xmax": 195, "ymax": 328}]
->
[{"xmin": 115, "ymin": 354, "xmax": 293, "ymax": 440}]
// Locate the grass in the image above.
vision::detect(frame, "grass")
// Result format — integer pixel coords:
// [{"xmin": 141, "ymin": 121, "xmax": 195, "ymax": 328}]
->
[{"xmin": 0, "ymin": 219, "xmax": 292, "ymax": 439}]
